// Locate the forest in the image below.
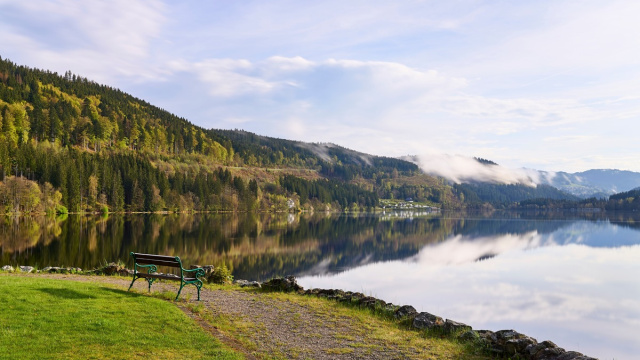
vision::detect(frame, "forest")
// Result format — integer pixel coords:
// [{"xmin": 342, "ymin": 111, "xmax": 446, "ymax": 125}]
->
[
  {"xmin": 516, "ymin": 187, "xmax": 640, "ymax": 211},
  {"xmin": 4, "ymin": 55, "xmax": 630, "ymax": 214},
  {"xmin": 0, "ymin": 56, "xmax": 425, "ymax": 214}
]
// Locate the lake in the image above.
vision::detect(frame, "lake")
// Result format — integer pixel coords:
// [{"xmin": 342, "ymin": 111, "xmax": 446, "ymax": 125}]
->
[{"xmin": 1, "ymin": 211, "xmax": 638, "ymax": 359}]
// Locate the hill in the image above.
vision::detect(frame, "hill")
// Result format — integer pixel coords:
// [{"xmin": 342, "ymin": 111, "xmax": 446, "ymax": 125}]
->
[
  {"xmin": 0, "ymin": 56, "xmax": 468, "ymax": 213},
  {"xmin": 2, "ymin": 55, "xmax": 628, "ymax": 213}
]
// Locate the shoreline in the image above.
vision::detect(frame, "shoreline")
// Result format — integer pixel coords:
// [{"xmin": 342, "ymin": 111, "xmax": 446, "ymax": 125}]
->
[{"xmin": 1, "ymin": 264, "xmax": 598, "ymax": 360}]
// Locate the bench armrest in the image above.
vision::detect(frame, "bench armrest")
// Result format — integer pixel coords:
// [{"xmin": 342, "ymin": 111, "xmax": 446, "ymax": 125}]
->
[
  {"xmin": 135, "ymin": 264, "xmax": 158, "ymax": 274},
  {"xmin": 183, "ymin": 267, "xmax": 206, "ymax": 279}
]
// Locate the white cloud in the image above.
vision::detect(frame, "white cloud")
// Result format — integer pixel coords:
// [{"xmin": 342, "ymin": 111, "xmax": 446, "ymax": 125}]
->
[
  {"xmin": 170, "ymin": 55, "xmax": 607, "ymax": 167},
  {"xmin": 2, "ymin": 0, "xmax": 640, "ymax": 172},
  {"xmin": 414, "ymin": 153, "xmax": 541, "ymax": 185},
  {"xmin": 0, "ymin": 0, "xmax": 166, "ymax": 82}
]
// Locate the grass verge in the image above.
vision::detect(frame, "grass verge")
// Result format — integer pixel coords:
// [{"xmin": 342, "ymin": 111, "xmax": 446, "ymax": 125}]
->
[{"xmin": 0, "ymin": 276, "xmax": 242, "ymax": 360}]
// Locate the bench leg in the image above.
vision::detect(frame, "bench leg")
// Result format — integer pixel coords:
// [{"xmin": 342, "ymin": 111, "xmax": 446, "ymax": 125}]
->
[
  {"xmin": 175, "ymin": 282, "xmax": 185, "ymax": 301},
  {"xmin": 128, "ymin": 276, "xmax": 137, "ymax": 291}
]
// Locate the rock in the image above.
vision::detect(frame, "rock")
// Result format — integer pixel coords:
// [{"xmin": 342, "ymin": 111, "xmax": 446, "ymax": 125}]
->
[
  {"xmin": 533, "ymin": 346, "xmax": 566, "ymax": 360},
  {"xmin": 475, "ymin": 329, "xmax": 539, "ymax": 358},
  {"xmin": 246, "ymin": 281, "xmax": 261, "ymax": 288},
  {"xmin": 42, "ymin": 266, "xmax": 62, "ymax": 273},
  {"xmin": 394, "ymin": 305, "xmax": 417, "ymax": 319},
  {"xmin": 556, "ymin": 352, "xmax": 598, "ymax": 360},
  {"xmin": 117, "ymin": 268, "xmax": 132, "ymax": 276},
  {"xmin": 412, "ymin": 312, "xmax": 444, "ymax": 330},
  {"xmin": 304, "ymin": 288, "xmax": 320, "ymax": 296},
  {"xmin": 102, "ymin": 262, "xmax": 121, "ymax": 275},
  {"xmin": 234, "ymin": 280, "xmax": 261, "ymax": 288},
  {"xmin": 193, "ymin": 265, "xmax": 215, "ymax": 279},
  {"xmin": 359, "ymin": 296, "xmax": 380, "ymax": 308},
  {"xmin": 261, "ymin": 275, "xmax": 303, "ymax": 292},
  {"xmin": 458, "ymin": 330, "xmax": 480, "ymax": 342},
  {"xmin": 383, "ymin": 303, "xmax": 399, "ymax": 313},
  {"xmin": 505, "ymin": 336, "xmax": 537, "ymax": 355},
  {"xmin": 444, "ymin": 319, "xmax": 472, "ymax": 334},
  {"xmin": 19, "ymin": 266, "xmax": 35, "ymax": 273},
  {"xmin": 347, "ymin": 292, "xmax": 366, "ymax": 303},
  {"xmin": 527, "ymin": 340, "xmax": 559, "ymax": 357},
  {"xmin": 1, "ymin": 265, "xmax": 14, "ymax": 272}
]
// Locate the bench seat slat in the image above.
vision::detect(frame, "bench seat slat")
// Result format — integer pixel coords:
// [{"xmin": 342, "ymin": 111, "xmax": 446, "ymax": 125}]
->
[
  {"xmin": 134, "ymin": 253, "xmax": 177, "ymax": 261},
  {"xmin": 136, "ymin": 273, "xmax": 198, "ymax": 282},
  {"xmin": 134, "ymin": 259, "xmax": 180, "ymax": 267},
  {"xmin": 132, "ymin": 253, "xmax": 181, "ymax": 267}
]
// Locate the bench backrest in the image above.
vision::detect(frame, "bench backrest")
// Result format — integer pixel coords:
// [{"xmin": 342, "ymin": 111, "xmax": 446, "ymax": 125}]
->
[{"xmin": 131, "ymin": 252, "xmax": 182, "ymax": 268}]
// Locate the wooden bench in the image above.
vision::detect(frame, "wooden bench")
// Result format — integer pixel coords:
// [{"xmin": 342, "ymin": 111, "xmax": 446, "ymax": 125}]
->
[{"xmin": 127, "ymin": 252, "xmax": 205, "ymax": 301}]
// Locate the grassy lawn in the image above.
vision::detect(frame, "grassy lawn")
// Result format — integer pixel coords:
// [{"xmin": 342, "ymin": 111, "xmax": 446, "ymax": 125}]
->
[{"xmin": 0, "ymin": 276, "xmax": 242, "ymax": 360}]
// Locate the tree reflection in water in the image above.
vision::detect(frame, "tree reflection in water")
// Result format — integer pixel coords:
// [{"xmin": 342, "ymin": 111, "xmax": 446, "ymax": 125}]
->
[{"xmin": 2, "ymin": 211, "xmax": 640, "ymax": 281}]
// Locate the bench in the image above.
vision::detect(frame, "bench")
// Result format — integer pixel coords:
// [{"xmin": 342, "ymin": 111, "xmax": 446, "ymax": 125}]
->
[{"xmin": 127, "ymin": 252, "xmax": 205, "ymax": 301}]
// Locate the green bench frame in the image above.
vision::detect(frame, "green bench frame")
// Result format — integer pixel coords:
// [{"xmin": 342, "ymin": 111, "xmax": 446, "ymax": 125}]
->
[{"xmin": 128, "ymin": 252, "xmax": 205, "ymax": 301}]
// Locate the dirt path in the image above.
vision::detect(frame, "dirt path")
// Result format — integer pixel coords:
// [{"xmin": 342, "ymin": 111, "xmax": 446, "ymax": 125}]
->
[{"xmin": 23, "ymin": 274, "xmax": 412, "ymax": 360}]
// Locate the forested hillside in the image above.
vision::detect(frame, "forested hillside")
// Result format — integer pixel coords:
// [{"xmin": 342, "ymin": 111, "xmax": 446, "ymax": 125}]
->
[
  {"xmin": 1, "ymin": 56, "xmax": 598, "ymax": 214},
  {"xmin": 517, "ymin": 187, "xmax": 640, "ymax": 211},
  {"xmin": 0, "ymin": 56, "xmax": 462, "ymax": 214}
]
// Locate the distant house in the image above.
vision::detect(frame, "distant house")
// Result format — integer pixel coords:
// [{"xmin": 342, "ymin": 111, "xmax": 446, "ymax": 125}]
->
[
  {"xmin": 405, "ymin": 197, "xmax": 413, "ymax": 202},
  {"xmin": 287, "ymin": 199, "xmax": 295, "ymax": 209}
]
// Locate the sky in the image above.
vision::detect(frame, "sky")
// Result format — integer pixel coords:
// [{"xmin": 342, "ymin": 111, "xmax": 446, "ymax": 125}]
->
[{"xmin": 1, "ymin": 0, "xmax": 639, "ymax": 173}]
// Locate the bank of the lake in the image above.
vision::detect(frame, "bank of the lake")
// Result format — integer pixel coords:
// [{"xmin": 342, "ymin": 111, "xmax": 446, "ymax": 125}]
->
[
  {"xmin": 3, "ymin": 211, "xmax": 636, "ymax": 359},
  {"xmin": 1, "ymin": 270, "xmax": 598, "ymax": 359}
]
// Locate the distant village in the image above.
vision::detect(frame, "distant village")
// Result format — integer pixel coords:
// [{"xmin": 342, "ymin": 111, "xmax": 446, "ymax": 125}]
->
[{"xmin": 379, "ymin": 198, "xmax": 440, "ymax": 212}]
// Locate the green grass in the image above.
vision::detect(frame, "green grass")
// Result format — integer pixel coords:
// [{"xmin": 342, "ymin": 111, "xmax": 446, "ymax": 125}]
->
[{"xmin": 0, "ymin": 276, "xmax": 243, "ymax": 360}]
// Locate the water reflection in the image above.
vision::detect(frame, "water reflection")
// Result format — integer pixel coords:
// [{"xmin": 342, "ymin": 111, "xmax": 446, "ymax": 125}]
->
[
  {"xmin": 297, "ymin": 214, "xmax": 640, "ymax": 360},
  {"xmin": 2, "ymin": 211, "xmax": 640, "ymax": 358}
]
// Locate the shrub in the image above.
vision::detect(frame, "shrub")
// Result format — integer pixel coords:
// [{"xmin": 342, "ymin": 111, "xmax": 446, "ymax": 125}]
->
[{"xmin": 209, "ymin": 264, "xmax": 233, "ymax": 284}]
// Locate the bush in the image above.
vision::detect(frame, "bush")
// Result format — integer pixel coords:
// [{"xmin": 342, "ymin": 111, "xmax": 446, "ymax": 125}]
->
[
  {"xmin": 56, "ymin": 205, "xmax": 68, "ymax": 214},
  {"xmin": 209, "ymin": 264, "xmax": 233, "ymax": 284}
]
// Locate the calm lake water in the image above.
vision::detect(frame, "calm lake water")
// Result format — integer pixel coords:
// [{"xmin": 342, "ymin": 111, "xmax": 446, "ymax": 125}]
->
[{"xmin": 1, "ymin": 211, "xmax": 638, "ymax": 359}]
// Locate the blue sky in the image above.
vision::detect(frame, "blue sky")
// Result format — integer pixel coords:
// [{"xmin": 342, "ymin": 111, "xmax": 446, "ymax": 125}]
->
[{"xmin": 1, "ymin": 0, "xmax": 639, "ymax": 172}]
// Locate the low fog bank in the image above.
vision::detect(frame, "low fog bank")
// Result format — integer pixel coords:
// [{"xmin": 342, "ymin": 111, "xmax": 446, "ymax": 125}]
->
[{"xmin": 412, "ymin": 154, "xmax": 556, "ymax": 186}]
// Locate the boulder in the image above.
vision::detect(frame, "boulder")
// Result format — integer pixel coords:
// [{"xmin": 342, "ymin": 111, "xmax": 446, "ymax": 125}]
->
[
  {"xmin": 19, "ymin": 266, "xmax": 35, "ymax": 273},
  {"xmin": 556, "ymin": 351, "xmax": 598, "ymax": 360},
  {"xmin": 1, "ymin": 265, "xmax": 14, "ymax": 272},
  {"xmin": 413, "ymin": 312, "xmax": 444, "ymax": 330},
  {"xmin": 359, "ymin": 296, "xmax": 379, "ymax": 308},
  {"xmin": 458, "ymin": 330, "xmax": 480, "ymax": 342},
  {"xmin": 261, "ymin": 275, "xmax": 303, "ymax": 292},
  {"xmin": 234, "ymin": 279, "xmax": 261, "ymax": 288},
  {"xmin": 477, "ymin": 329, "xmax": 538, "ymax": 357},
  {"xmin": 192, "ymin": 265, "xmax": 215, "ymax": 279},
  {"xmin": 102, "ymin": 263, "xmax": 121, "ymax": 275},
  {"xmin": 117, "ymin": 268, "xmax": 132, "ymax": 276},
  {"xmin": 443, "ymin": 319, "xmax": 472, "ymax": 334},
  {"xmin": 394, "ymin": 305, "xmax": 417, "ymax": 319}
]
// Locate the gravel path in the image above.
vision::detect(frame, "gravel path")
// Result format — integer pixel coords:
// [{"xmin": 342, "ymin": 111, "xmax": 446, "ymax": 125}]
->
[{"xmin": 19, "ymin": 274, "xmax": 412, "ymax": 360}]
